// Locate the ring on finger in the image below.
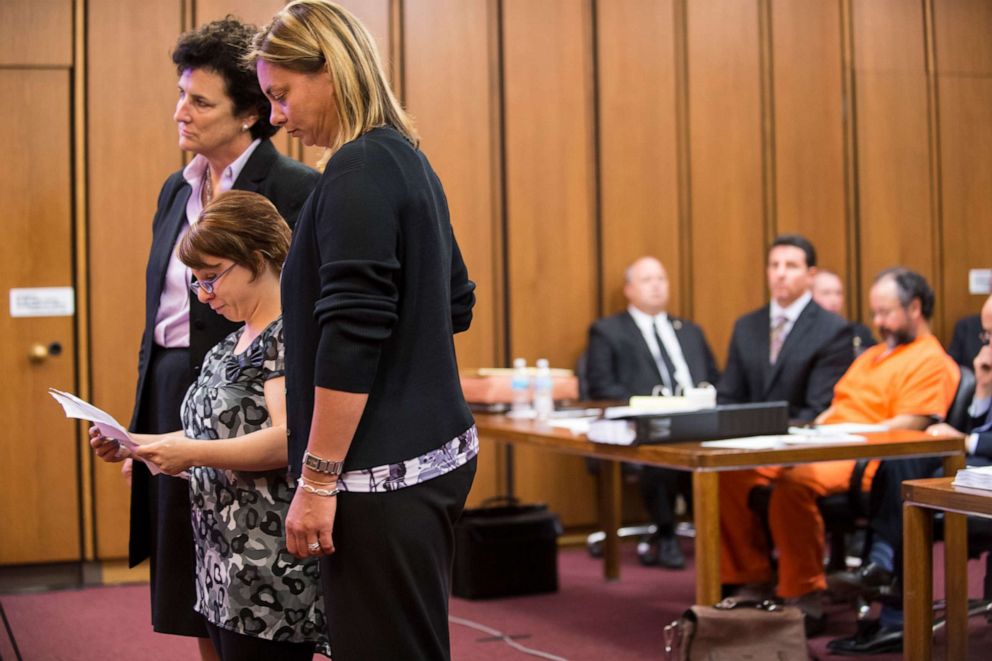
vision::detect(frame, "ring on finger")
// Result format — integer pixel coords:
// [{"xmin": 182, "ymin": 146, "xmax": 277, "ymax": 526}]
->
[{"xmin": 307, "ymin": 541, "xmax": 321, "ymax": 552}]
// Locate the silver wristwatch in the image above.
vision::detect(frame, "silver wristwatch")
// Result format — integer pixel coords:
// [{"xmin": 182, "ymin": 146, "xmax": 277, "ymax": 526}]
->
[{"xmin": 302, "ymin": 451, "xmax": 344, "ymax": 476}]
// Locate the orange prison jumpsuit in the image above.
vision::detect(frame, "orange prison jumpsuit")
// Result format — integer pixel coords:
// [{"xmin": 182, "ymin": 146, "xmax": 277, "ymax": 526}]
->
[{"xmin": 719, "ymin": 334, "xmax": 959, "ymax": 597}]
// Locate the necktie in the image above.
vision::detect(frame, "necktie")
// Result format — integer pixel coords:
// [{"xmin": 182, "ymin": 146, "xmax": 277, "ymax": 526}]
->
[
  {"xmin": 769, "ymin": 314, "xmax": 788, "ymax": 364},
  {"xmin": 653, "ymin": 322, "xmax": 678, "ymax": 393}
]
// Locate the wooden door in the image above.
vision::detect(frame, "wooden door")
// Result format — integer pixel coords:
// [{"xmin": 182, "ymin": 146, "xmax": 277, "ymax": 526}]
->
[{"xmin": 0, "ymin": 69, "xmax": 79, "ymax": 565}]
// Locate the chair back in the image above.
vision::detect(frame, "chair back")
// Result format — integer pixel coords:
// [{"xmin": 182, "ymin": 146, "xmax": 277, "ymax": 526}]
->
[
  {"xmin": 575, "ymin": 349, "xmax": 590, "ymax": 400},
  {"xmin": 945, "ymin": 366, "xmax": 976, "ymax": 431}
]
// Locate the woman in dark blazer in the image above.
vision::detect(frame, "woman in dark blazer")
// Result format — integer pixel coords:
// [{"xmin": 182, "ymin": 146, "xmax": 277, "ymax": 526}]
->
[
  {"xmin": 91, "ymin": 18, "xmax": 317, "ymax": 659},
  {"xmin": 252, "ymin": 2, "xmax": 478, "ymax": 659}
]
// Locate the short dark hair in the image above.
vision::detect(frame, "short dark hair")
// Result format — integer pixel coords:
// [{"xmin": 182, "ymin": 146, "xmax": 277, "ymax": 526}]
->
[
  {"xmin": 873, "ymin": 267, "xmax": 935, "ymax": 320},
  {"xmin": 172, "ymin": 17, "xmax": 278, "ymax": 140},
  {"xmin": 769, "ymin": 234, "xmax": 817, "ymax": 268}
]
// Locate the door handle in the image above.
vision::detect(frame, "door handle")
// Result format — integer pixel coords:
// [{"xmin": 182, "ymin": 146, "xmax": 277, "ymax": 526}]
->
[{"xmin": 28, "ymin": 341, "xmax": 63, "ymax": 364}]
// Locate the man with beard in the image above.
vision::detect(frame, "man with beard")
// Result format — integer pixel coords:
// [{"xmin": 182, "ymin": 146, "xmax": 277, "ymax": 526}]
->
[
  {"xmin": 827, "ymin": 293, "xmax": 992, "ymax": 655},
  {"xmin": 720, "ymin": 267, "xmax": 959, "ymax": 637}
]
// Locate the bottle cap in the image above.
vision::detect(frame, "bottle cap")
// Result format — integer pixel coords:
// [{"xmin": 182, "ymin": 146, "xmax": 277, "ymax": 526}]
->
[
  {"xmin": 513, "ymin": 357, "xmax": 526, "ymax": 368},
  {"xmin": 536, "ymin": 358, "xmax": 549, "ymax": 368}
]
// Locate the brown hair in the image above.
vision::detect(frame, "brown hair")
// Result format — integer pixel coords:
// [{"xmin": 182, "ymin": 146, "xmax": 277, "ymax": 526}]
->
[{"xmin": 178, "ymin": 190, "xmax": 291, "ymax": 278}]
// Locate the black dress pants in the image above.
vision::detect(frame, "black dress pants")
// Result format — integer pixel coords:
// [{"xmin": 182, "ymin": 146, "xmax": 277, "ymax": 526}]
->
[
  {"xmin": 130, "ymin": 346, "xmax": 207, "ymax": 637},
  {"xmin": 640, "ymin": 466, "xmax": 691, "ymax": 536},
  {"xmin": 320, "ymin": 458, "xmax": 477, "ymax": 661}
]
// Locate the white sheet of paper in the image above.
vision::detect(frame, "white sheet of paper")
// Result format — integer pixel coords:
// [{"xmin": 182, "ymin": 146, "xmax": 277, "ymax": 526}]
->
[
  {"xmin": 808, "ymin": 423, "xmax": 889, "ymax": 434},
  {"xmin": 701, "ymin": 436, "xmax": 788, "ymax": 449},
  {"xmin": 547, "ymin": 417, "xmax": 595, "ymax": 435},
  {"xmin": 48, "ymin": 388, "xmax": 181, "ymax": 477}
]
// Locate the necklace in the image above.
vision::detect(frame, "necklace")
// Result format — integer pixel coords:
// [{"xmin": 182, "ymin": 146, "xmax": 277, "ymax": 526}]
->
[{"xmin": 201, "ymin": 165, "xmax": 214, "ymax": 206}]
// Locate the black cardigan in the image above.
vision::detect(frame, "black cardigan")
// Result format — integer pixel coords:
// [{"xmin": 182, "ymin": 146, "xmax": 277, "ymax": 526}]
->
[{"xmin": 282, "ymin": 127, "xmax": 475, "ymax": 475}]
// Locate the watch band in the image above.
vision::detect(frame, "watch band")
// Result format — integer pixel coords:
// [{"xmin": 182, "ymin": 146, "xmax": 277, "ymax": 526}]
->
[{"xmin": 303, "ymin": 451, "xmax": 344, "ymax": 476}]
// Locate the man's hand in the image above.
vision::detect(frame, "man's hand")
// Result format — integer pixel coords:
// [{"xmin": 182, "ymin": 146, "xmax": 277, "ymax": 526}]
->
[
  {"xmin": 974, "ymin": 345, "xmax": 992, "ymax": 400},
  {"xmin": 925, "ymin": 422, "xmax": 965, "ymax": 439}
]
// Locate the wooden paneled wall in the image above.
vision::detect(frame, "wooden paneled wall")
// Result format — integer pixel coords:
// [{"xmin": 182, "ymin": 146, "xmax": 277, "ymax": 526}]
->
[{"xmin": 74, "ymin": 0, "xmax": 992, "ymax": 558}]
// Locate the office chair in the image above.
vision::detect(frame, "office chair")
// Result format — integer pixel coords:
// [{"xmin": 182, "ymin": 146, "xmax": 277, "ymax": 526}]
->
[{"xmin": 575, "ymin": 350, "xmax": 659, "ymax": 557}]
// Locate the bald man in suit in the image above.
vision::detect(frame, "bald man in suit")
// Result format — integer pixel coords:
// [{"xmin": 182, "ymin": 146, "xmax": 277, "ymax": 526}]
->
[{"xmin": 586, "ymin": 256, "xmax": 719, "ymax": 568}]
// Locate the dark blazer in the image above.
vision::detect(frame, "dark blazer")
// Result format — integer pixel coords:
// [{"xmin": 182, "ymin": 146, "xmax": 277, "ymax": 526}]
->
[
  {"xmin": 127, "ymin": 140, "xmax": 317, "ymax": 566},
  {"xmin": 717, "ymin": 299, "xmax": 853, "ymax": 421},
  {"xmin": 948, "ymin": 314, "xmax": 982, "ymax": 368},
  {"xmin": 585, "ymin": 311, "xmax": 720, "ymax": 400},
  {"xmin": 968, "ymin": 404, "xmax": 992, "ymax": 461}
]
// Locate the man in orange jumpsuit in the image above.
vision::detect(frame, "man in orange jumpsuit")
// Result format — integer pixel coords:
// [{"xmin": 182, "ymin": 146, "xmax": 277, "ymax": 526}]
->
[{"xmin": 719, "ymin": 268, "xmax": 960, "ymax": 636}]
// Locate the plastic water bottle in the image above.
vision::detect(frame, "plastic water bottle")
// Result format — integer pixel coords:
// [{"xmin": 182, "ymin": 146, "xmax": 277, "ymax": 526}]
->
[
  {"xmin": 533, "ymin": 358, "xmax": 554, "ymax": 420},
  {"xmin": 510, "ymin": 357, "xmax": 532, "ymax": 415}
]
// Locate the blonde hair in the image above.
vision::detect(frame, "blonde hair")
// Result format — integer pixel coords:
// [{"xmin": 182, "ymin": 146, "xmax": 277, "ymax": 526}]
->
[
  {"xmin": 178, "ymin": 190, "xmax": 291, "ymax": 278},
  {"xmin": 250, "ymin": 0, "xmax": 418, "ymax": 157}
]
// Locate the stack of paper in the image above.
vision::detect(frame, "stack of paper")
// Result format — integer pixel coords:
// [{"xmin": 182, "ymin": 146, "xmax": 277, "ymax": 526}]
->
[
  {"xmin": 587, "ymin": 419, "xmax": 637, "ymax": 445},
  {"xmin": 952, "ymin": 465, "xmax": 992, "ymax": 492}
]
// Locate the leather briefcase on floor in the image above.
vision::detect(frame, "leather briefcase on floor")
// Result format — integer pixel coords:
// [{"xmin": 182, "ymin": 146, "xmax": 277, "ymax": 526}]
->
[
  {"xmin": 664, "ymin": 598, "xmax": 810, "ymax": 661},
  {"xmin": 452, "ymin": 498, "xmax": 562, "ymax": 599}
]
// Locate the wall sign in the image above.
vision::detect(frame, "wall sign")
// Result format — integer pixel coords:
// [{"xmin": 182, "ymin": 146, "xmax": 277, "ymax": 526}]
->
[
  {"xmin": 969, "ymin": 270, "xmax": 992, "ymax": 296},
  {"xmin": 9, "ymin": 287, "xmax": 75, "ymax": 317}
]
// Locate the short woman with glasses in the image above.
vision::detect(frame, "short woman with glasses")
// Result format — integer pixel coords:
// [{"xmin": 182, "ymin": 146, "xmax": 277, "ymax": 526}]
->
[
  {"xmin": 121, "ymin": 191, "xmax": 329, "ymax": 659},
  {"xmin": 88, "ymin": 18, "xmax": 316, "ymax": 659}
]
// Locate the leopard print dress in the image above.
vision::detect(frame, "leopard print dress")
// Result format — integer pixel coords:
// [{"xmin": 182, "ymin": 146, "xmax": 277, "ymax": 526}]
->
[{"xmin": 180, "ymin": 317, "xmax": 329, "ymax": 653}]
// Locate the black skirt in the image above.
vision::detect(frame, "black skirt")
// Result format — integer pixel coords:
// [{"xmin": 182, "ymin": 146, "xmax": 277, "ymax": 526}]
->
[{"xmin": 129, "ymin": 345, "xmax": 207, "ymax": 638}]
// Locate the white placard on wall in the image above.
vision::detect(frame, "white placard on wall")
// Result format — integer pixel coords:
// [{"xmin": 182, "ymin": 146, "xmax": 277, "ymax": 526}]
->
[{"xmin": 9, "ymin": 287, "xmax": 75, "ymax": 317}]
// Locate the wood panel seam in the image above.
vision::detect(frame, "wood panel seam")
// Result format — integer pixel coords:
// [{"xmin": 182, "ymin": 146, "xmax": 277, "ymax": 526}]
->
[
  {"xmin": 673, "ymin": 0, "xmax": 692, "ymax": 320},
  {"xmin": 923, "ymin": 0, "xmax": 944, "ymax": 339},
  {"xmin": 758, "ymin": 0, "xmax": 777, "ymax": 246}
]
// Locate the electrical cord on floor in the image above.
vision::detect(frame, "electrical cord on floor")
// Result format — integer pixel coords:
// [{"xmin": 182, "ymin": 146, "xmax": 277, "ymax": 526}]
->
[{"xmin": 448, "ymin": 614, "xmax": 569, "ymax": 661}]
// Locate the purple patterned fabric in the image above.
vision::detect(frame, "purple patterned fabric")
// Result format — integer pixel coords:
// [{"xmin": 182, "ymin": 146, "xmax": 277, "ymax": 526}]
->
[{"xmin": 337, "ymin": 426, "xmax": 479, "ymax": 493}]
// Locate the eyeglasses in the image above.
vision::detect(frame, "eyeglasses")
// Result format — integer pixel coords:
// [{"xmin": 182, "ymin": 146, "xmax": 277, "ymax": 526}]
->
[
  {"xmin": 980, "ymin": 331, "xmax": 992, "ymax": 346},
  {"xmin": 189, "ymin": 263, "xmax": 236, "ymax": 296}
]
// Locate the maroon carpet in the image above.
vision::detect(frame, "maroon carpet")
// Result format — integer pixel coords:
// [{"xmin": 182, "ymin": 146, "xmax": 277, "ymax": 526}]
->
[{"xmin": 1, "ymin": 541, "xmax": 989, "ymax": 660}]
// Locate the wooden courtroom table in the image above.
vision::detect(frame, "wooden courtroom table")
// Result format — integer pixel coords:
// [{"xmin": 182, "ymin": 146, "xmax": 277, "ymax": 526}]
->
[
  {"xmin": 902, "ymin": 477, "xmax": 992, "ymax": 661},
  {"xmin": 474, "ymin": 413, "xmax": 965, "ymax": 606}
]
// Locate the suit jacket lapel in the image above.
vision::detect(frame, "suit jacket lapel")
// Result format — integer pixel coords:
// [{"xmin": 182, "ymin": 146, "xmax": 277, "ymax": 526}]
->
[
  {"xmin": 622, "ymin": 312, "xmax": 665, "ymax": 383},
  {"xmin": 232, "ymin": 140, "xmax": 277, "ymax": 193},
  {"xmin": 671, "ymin": 317, "xmax": 698, "ymax": 385},
  {"xmin": 764, "ymin": 301, "xmax": 817, "ymax": 396},
  {"xmin": 148, "ymin": 184, "xmax": 192, "ymax": 314}
]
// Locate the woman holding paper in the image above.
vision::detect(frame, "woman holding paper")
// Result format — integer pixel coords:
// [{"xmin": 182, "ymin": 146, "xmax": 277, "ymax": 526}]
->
[
  {"xmin": 88, "ymin": 17, "xmax": 316, "ymax": 659},
  {"xmin": 93, "ymin": 192, "xmax": 328, "ymax": 659}
]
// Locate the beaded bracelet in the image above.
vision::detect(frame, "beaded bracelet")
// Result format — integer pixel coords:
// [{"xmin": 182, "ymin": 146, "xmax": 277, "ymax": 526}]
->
[{"xmin": 297, "ymin": 477, "xmax": 340, "ymax": 497}]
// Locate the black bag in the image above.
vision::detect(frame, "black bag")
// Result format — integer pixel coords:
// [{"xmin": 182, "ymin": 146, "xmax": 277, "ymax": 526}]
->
[{"xmin": 452, "ymin": 497, "xmax": 562, "ymax": 599}]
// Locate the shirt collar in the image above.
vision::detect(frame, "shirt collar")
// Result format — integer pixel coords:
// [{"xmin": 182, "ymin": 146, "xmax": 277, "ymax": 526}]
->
[
  {"xmin": 181, "ymin": 138, "xmax": 262, "ymax": 190},
  {"xmin": 770, "ymin": 290, "xmax": 812, "ymax": 324},
  {"xmin": 628, "ymin": 305, "xmax": 668, "ymax": 329}
]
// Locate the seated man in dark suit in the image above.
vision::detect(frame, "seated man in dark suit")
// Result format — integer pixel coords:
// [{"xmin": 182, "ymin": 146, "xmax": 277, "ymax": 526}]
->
[
  {"xmin": 812, "ymin": 268, "xmax": 877, "ymax": 357},
  {"xmin": 586, "ymin": 256, "xmax": 719, "ymax": 569},
  {"xmin": 948, "ymin": 312, "xmax": 983, "ymax": 367},
  {"xmin": 828, "ymin": 295, "xmax": 992, "ymax": 655},
  {"xmin": 717, "ymin": 235, "xmax": 853, "ymax": 633}
]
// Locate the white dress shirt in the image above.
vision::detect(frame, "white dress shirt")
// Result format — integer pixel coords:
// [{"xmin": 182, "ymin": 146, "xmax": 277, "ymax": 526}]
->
[{"xmin": 628, "ymin": 306, "xmax": 694, "ymax": 394}]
